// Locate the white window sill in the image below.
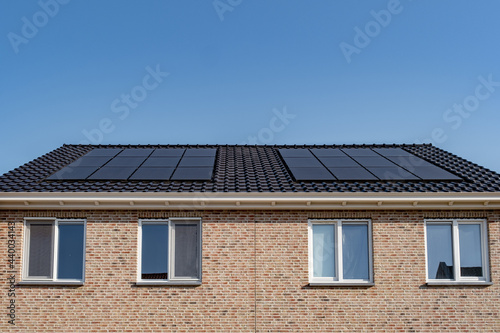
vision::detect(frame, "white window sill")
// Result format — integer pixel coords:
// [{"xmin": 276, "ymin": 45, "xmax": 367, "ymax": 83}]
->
[
  {"xmin": 18, "ymin": 280, "xmax": 84, "ymax": 286},
  {"xmin": 136, "ymin": 280, "xmax": 202, "ymax": 286},
  {"xmin": 309, "ymin": 282, "xmax": 374, "ymax": 287},
  {"xmin": 426, "ymin": 281, "xmax": 492, "ymax": 286}
]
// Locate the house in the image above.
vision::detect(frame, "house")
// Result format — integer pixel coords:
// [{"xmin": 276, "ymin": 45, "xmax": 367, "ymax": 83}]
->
[{"xmin": 1, "ymin": 143, "xmax": 499, "ymax": 332}]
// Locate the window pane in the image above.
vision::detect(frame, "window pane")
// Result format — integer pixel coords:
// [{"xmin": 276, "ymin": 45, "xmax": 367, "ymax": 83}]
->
[
  {"xmin": 142, "ymin": 224, "xmax": 168, "ymax": 279},
  {"xmin": 342, "ymin": 224, "xmax": 369, "ymax": 280},
  {"xmin": 174, "ymin": 223, "xmax": 199, "ymax": 278},
  {"xmin": 459, "ymin": 224, "xmax": 483, "ymax": 277},
  {"xmin": 57, "ymin": 224, "xmax": 85, "ymax": 280},
  {"xmin": 312, "ymin": 224, "xmax": 335, "ymax": 278},
  {"xmin": 426, "ymin": 224, "xmax": 454, "ymax": 279},
  {"xmin": 28, "ymin": 224, "xmax": 53, "ymax": 278}
]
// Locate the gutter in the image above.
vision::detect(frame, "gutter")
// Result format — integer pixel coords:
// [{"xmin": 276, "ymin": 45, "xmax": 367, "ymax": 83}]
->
[{"xmin": 1, "ymin": 192, "xmax": 500, "ymax": 210}]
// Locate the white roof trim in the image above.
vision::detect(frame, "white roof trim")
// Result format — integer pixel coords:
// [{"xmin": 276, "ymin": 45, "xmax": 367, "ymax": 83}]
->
[{"xmin": 1, "ymin": 192, "xmax": 500, "ymax": 210}]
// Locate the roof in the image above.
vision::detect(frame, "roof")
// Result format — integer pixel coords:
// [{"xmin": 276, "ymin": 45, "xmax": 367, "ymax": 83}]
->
[{"xmin": 1, "ymin": 143, "xmax": 500, "ymax": 194}]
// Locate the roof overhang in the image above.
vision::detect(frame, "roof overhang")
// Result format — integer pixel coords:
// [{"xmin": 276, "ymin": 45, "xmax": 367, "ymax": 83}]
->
[{"xmin": 1, "ymin": 192, "xmax": 500, "ymax": 210}]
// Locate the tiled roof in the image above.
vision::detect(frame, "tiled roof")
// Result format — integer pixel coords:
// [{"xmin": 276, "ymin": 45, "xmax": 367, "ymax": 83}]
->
[{"xmin": 1, "ymin": 144, "xmax": 499, "ymax": 193}]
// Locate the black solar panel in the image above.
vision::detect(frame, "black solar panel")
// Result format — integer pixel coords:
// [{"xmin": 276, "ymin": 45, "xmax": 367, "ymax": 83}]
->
[
  {"xmin": 171, "ymin": 167, "xmax": 214, "ymax": 180},
  {"xmin": 373, "ymin": 148, "xmax": 414, "ymax": 157},
  {"xmin": 118, "ymin": 148, "xmax": 154, "ymax": 157},
  {"xmin": 141, "ymin": 157, "xmax": 181, "ymax": 167},
  {"xmin": 341, "ymin": 148, "xmax": 379, "ymax": 157},
  {"xmin": 129, "ymin": 167, "xmax": 175, "ymax": 180},
  {"xmin": 88, "ymin": 167, "xmax": 137, "ymax": 180},
  {"xmin": 278, "ymin": 149, "xmax": 315, "ymax": 158},
  {"xmin": 84, "ymin": 148, "xmax": 122, "ymax": 157},
  {"xmin": 350, "ymin": 156, "xmax": 397, "ymax": 167},
  {"xmin": 105, "ymin": 157, "xmax": 147, "ymax": 167},
  {"xmin": 184, "ymin": 148, "xmax": 217, "ymax": 157},
  {"xmin": 47, "ymin": 166, "xmax": 100, "ymax": 180},
  {"xmin": 366, "ymin": 167, "xmax": 419, "ymax": 180},
  {"xmin": 282, "ymin": 157, "xmax": 323, "ymax": 168},
  {"xmin": 384, "ymin": 155, "xmax": 434, "ymax": 169},
  {"xmin": 68, "ymin": 156, "xmax": 113, "ymax": 167},
  {"xmin": 310, "ymin": 148, "xmax": 346, "ymax": 157},
  {"xmin": 150, "ymin": 149, "xmax": 186, "ymax": 157},
  {"xmin": 177, "ymin": 157, "xmax": 216, "ymax": 167},
  {"xmin": 316, "ymin": 157, "xmax": 359, "ymax": 168},
  {"xmin": 328, "ymin": 167, "xmax": 377, "ymax": 181},
  {"xmin": 410, "ymin": 167, "xmax": 462, "ymax": 180}
]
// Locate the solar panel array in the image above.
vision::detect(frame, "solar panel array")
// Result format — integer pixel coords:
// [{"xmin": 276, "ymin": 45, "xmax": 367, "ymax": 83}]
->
[
  {"xmin": 279, "ymin": 148, "xmax": 462, "ymax": 182},
  {"xmin": 47, "ymin": 148, "xmax": 217, "ymax": 181}
]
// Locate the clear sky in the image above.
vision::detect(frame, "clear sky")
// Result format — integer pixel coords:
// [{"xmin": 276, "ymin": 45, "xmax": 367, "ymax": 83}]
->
[{"xmin": 1, "ymin": 0, "xmax": 500, "ymax": 175}]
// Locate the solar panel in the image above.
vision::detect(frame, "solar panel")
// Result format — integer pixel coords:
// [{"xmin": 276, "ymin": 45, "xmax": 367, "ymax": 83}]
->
[
  {"xmin": 67, "ymin": 156, "xmax": 113, "ymax": 167},
  {"xmin": 328, "ymin": 167, "xmax": 377, "ymax": 181},
  {"xmin": 317, "ymin": 157, "xmax": 360, "ymax": 168},
  {"xmin": 281, "ymin": 157, "xmax": 323, "ymax": 168},
  {"xmin": 278, "ymin": 149, "xmax": 315, "ymax": 158},
  {"xmin": 341, "ymin": 148, "xmax": 379, "ymax": 157},
  {"xmin": 105, "ymin": 157, "xmax": 147, "ymax": 167},
  {"xmin": 141, "ymin": 157, "xmax": 181, "ymax": 167},
  {"xmin": 118, "ymin": 148, "xmax": 154, "ymax": 157},
  {"xmin": 129, "ymin": 167, "xmax": 175, "ymax": 180},
  {"xmin": 310, "ymin": 148, "xmax": 346, "ymax": 157},
  {"xmin": 350, "ymin": 156, "xmax": 397, "ymax": 167},
  {"xmin": 84, "ymin": 148, "xmax": 122, "ymax": 157},
  {"xmin": 47, "ymin": 166, "xmax": 100, "ymax": 180},
  {"xmin": 171, "ymin": 167, "xmax": 214, "ymax": 180},
  {"xmin": 409, "ymin": 167, "xmax": 462, "ymax": 180},
  {"xmin": 88, "ymin": 167, "xmax": 137, "ymax": 180},
  {"xmin": 373, "ymin": 148, "xmax": 414, "ymax": 157},
  {"xmin": 384, "ymin": 155, "xmax": 434, "ymax": 169},
  {"xmin": 366, "ymin": 167, "xmax": 419, "ymax": 180},
  {"xmin": 183, "ymin": 148, "xmax": 217, "ymax": 157},
  {"xmin": 177, "ymin": 157, "xmax": 216, "ymax": 167},
  {"xmin": 150, "ymin": 149, "xmax": 186, "ymax": 157},
  {"xmin": 288, "ymin": 167, "xmax": 335, "ymax": 181}
]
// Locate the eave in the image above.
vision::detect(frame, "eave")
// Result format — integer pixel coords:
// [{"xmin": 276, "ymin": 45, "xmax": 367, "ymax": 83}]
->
[{"xmin": 1, "ymin": 192, "xmax": 500, "ymax": 210}]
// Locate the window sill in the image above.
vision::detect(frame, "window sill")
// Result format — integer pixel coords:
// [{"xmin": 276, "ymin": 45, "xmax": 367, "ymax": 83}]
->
[
  {"xmin": 309, "ymin": 282, "xmax": 374, "ymax": 287},
  {"xmin": 136, "ymin": 280, "xmax": 202, "ymax": 286},
  {"xmin": 426, "ymin": 281, "xmax": 492, "ymax": 286},
  {"xmin": 18, "ymin": 281, "xmax": 84, "ymax": 286}
]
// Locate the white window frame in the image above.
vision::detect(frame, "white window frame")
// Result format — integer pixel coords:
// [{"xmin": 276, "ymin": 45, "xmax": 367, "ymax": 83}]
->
[
  {"xmin": 308, "ymin": 219, "xmax": 373, "ymax": 286},
  {"xmin": 425, "ymin": 219, "xmax": 490, "ymax": 285},
  {"xmin": 22, "ymin": 218, "xmax": 86, "ymax": 285},
  {"xmin": 137, "ymin": 218, "xmax": 202, "ymax": 285}
]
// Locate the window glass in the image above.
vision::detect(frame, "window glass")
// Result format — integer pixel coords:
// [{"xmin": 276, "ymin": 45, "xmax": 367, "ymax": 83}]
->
[
  {"xmin": 57, "ymin": 224, "xmax": 85, "ymax": 279},
  {"xmin": 28, "ymin": 224, "xmax": 53, "ymax": 278},
  {"xmin": 459, "ymin": 224, "xmax": 483, "ymax": 277},
  {"xmin": 174, "ymin": 223, "xmax": 199, "ymax": 278},
  {"xmin": 312, "ymin": 224, "xmax": 335, "ymax": 278},
  {"xmin": 342, "ymin": 224, "xmax": 369, "ymax": 280},
  {"xmin": 426, "ymin": 224, "xmax": 454, "ymax": 279},
  {"xmin": 141, "ymin": 224, "xmax": 169, "ymax": 279}
]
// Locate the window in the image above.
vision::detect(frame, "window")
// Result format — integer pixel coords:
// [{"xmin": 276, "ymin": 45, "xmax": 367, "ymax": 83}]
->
[
  {"xmin": 308, "ymin": 219, "xmax": 373, "ymax": 285},
  {"xmin": 138, "ymin": 218, "xmax": 202, "ymax": 285},
  {"xmin": 425, "ymin": 219, "xmax": 489, "ymax": 284},
  {"xmin": 23, "ymin": 219, "xmax": 86, "ymax": 284}
]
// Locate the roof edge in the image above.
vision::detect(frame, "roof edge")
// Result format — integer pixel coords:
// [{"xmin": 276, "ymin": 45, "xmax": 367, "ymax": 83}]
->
[{"xmin": 1, "ymin": 192, "xmax": 499, "ymax": 211}]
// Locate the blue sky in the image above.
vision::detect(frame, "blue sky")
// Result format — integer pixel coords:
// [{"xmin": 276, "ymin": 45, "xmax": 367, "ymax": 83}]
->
[{"xmin": 1, "ymin": 0, "xmax": 500, "ymax": 175}]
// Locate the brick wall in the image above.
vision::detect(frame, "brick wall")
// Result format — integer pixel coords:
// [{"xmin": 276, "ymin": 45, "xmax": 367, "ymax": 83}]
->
[{"xmin": 0, "ymin": 209, "xmax": 498, "ymax": 332}]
